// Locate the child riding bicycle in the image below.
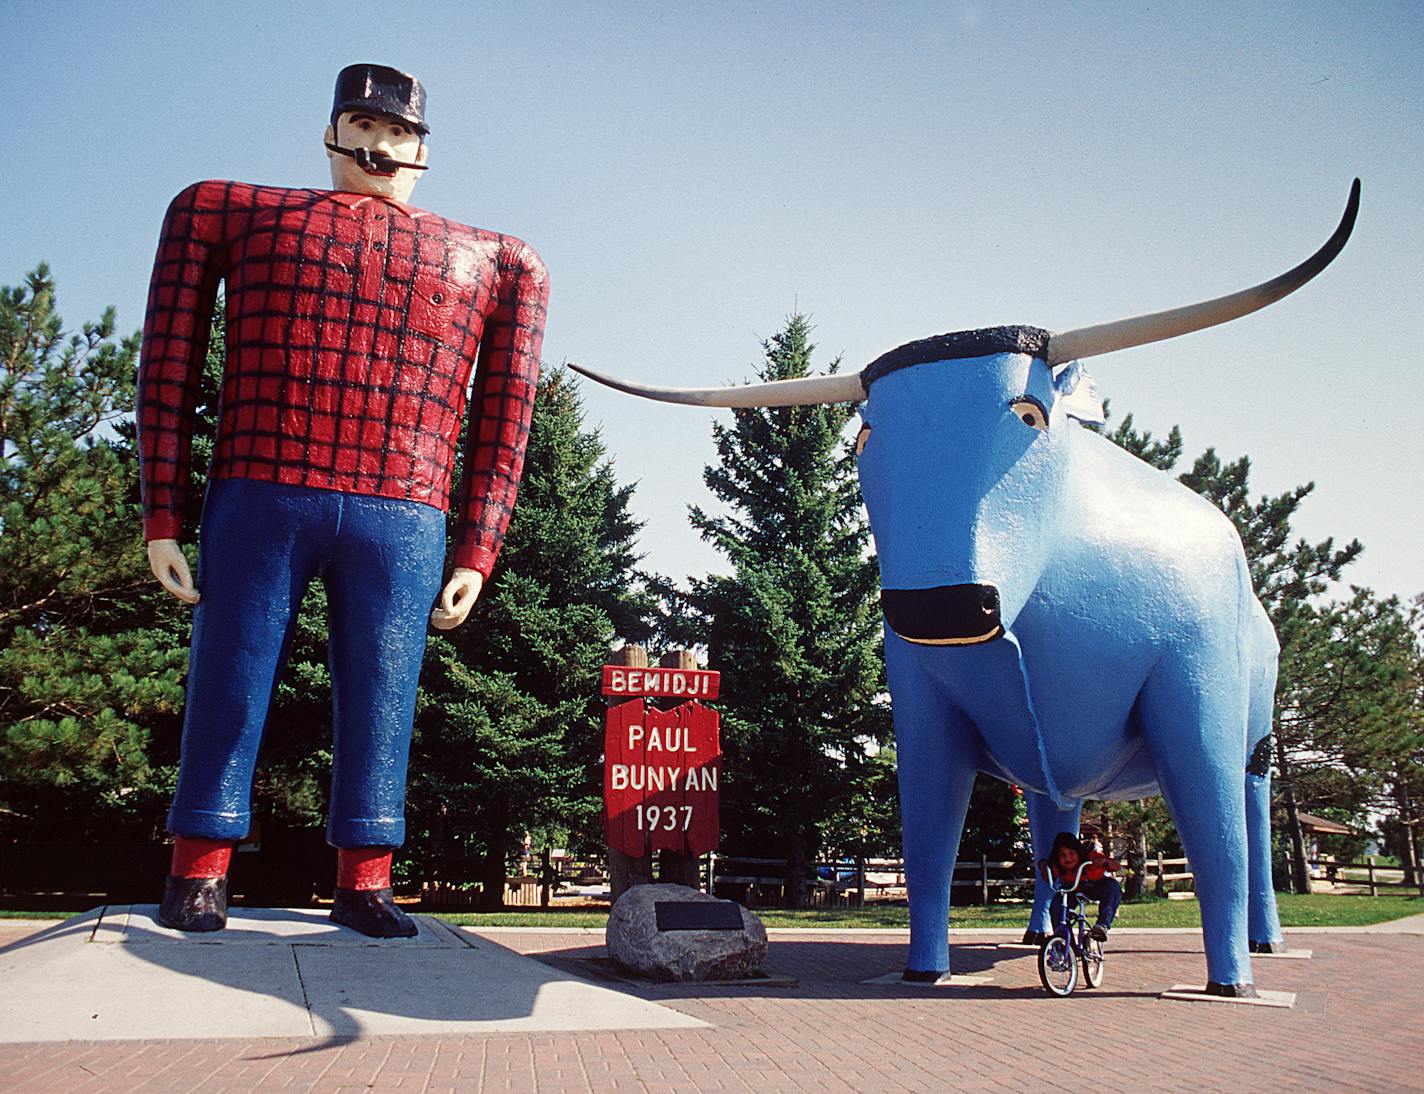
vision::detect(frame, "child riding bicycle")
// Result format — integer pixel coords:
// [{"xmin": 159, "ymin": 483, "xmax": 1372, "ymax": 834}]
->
[{"xmin": 1040, "ymin": 832, "xmax": 1122, "ymax": 942}]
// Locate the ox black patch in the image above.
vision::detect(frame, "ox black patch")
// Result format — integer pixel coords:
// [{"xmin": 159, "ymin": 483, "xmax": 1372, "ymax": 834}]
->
[
  {"xmin": 863, "ymin": 325, "xmax": 1052, "ymax": 387},
  {"xmin": 882, "ymin": 584, "xmax": 1004, "ymax": 644},
  {"xmin": 1247, "ymin": 736, "xmax": 1273, "ymax": 778}
]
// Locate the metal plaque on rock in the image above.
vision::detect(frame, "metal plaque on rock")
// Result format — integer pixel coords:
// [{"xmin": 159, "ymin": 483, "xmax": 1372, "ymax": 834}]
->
[{"xmin": 654, "ymin": 899, "xmax": 745, "ymax": 932}]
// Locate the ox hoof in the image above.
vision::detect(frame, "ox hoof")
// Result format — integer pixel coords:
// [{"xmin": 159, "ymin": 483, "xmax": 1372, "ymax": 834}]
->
[
  {"xmin": 331, "ymin": 887, "xmax": 418, "ymax": 938},
  {"xmin": 158, "ymin": 874, "xmax": 228, "ymax": 932},
  {"xmin": 902, "ymin": 967, "xmax": 947, "ymax": 984},
  {"xmin": 1021, "ymin": 930, "xmax": 1049, "ymax": 946},
  {"xmin": 1249, "ymin": 939, "xmax": 1287, "ymax": 954},
  {"xmin": 1205, "ymin": 981, "xmax": 1260, "ymax": 999}
]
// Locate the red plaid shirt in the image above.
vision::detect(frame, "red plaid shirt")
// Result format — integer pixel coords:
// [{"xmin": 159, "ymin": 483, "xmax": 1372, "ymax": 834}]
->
[{"xmin": 138, "ymin": 180, "xmax": 548, "ymax": 577}]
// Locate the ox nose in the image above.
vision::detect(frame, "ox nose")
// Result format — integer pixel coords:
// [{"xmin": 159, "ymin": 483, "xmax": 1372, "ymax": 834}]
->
[{"xmin": 881, "ymin": 583, "xmax": 1004, "ymax": 646}]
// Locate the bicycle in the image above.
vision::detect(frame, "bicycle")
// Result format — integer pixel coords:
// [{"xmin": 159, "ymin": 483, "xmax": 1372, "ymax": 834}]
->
[{"xmin": 1037, "ymin": 859, "xmax": 1106, "ymax": 996}]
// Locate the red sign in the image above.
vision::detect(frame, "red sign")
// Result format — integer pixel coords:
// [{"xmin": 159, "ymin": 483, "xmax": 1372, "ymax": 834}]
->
[
  {"xmin": 601, "ymin": 665, "xmax": 720, "ymax": 700},
  {"xmin": 604, "ymin": 699, "xmax": 721, "ymax": 857}
]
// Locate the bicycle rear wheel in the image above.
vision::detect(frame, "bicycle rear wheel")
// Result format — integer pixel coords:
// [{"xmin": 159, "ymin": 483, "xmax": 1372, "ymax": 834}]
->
[
  {"xmin": 1038, "ymin": 936, "xmax": 1077, "ymax": 996},
  {"xmin": 1081, "ymin": 935, "xmax": 1105, "ymax": 988}
]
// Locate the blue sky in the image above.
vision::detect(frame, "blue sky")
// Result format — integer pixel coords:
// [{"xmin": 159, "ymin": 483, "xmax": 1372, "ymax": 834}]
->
[{"xmin": 4, "ymin": 2, "xmax": 1420, "ymax": 601}]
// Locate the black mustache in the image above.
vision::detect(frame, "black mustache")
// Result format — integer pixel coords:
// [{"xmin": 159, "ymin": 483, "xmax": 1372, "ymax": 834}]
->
[{"xmin": 325, "ymin": 143, "xmax": 428, "ymax": 175}]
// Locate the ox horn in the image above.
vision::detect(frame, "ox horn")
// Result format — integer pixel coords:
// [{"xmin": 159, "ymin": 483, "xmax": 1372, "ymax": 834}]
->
[
  {"xmin": 565, "ymin": 361, "xmax": 866, "ymax": 407},
  {"xmin": 1046, "ymin": 179, "xmax": 1360, "ymax": 366}
]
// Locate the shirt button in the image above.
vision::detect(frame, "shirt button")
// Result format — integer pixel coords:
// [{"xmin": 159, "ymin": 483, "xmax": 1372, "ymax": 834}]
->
[
  {"xmin": 432, "ymin": 292, "xmax": 443, "ymax": 303},
  {"xmin": 371, "ymin": 240, "xmax": 385, "ymax": 251}
]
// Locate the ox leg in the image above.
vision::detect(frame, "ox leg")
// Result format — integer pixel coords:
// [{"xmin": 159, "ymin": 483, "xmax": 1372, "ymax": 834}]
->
[
  {"xmin": 1139, "ymin": 659, "xmax": 1255, "ymax": 996},
  {"xmin": 887, "ymin": 638, "xmax": 977, "ymax": 980},
  {"xmin": 1246, "ymin": 750, "xmax": 1285, "ymax": 952},
  {"xmin": 1023, "ymin": 792, "xmax": 1083, "ymax": 945},
  {"xmin": 1246, "ymin": 632, "xmax": 1285, "ymax": 952}
]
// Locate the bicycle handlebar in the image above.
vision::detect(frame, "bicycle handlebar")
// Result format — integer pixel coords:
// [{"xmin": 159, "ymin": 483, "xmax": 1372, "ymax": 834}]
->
[{"xmin": 1045, "ymin": 858, "xmax": 1114, "ymax": 893}]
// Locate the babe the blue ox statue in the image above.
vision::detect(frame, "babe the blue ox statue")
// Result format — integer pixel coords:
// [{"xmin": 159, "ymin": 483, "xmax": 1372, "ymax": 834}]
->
[{"xmin": 573, "ymin": 181, "xmax": 1359, "ymax": 997}]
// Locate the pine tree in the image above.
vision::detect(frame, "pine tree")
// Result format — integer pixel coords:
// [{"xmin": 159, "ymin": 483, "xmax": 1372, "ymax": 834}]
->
[
  {"xmin": 1275, "ymin": 590, "xmax": 1422, "ymax": 881},
  {"xmin": 404, "ymin": 367, "xmax": 655, "ymax": 907},
  {"xmin": 672, "ymin": 314, "xmax": 889, "ymax": 904},
  {"xmin": 0, "ymin": 266, "xmax": 188, "ymax": 842}
]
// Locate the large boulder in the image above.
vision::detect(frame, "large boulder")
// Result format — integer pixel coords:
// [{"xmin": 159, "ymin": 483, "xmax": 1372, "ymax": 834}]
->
[{"xmin": 606, "ymin": 883, "xmax": 767, "ymax": 982}]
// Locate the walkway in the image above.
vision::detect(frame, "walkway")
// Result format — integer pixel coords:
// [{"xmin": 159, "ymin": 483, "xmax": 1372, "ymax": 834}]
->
[{"xmin": 1, "ymin": 915, "xmax": 1419, "ymax": 1091}]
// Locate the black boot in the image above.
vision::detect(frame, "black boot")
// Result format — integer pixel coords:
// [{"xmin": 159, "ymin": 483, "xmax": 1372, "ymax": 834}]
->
[
  {"xmin": 158, "ymin": 874, "xmax": 228, "ymax": 932},
  {"xmin": 330, "ymin": 886, "xmax": 418, "ymax": 938}
]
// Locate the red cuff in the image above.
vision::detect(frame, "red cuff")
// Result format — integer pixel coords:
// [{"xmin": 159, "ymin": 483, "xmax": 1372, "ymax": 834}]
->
[
  {"xmin": 453, "ymin": 544, "xmax": 496, "ymax": 578},
  {"xmin": 144, "ymin": 512, "xmax": 183, "ymax": 542}
]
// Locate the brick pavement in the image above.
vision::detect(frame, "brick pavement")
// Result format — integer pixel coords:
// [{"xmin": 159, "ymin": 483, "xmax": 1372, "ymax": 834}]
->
[{"xmin": 1, "ymin": 920, "xmax": 1419, "ymax": 1092}]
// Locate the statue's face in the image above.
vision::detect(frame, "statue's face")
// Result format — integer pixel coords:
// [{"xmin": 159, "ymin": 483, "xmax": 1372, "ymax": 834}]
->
[{"xmin": 325, "ymin": 110, "xmax": 427, "ymax": 202}]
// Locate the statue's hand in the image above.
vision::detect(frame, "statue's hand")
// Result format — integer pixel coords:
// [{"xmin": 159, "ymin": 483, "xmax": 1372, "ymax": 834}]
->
[
  {"xmin": 431, "ymin": 567, "xmax": 484, "ymax": 630},
  {"xmin": 148, "ymin": 539, "xmax": 200, "ymax": 604}
]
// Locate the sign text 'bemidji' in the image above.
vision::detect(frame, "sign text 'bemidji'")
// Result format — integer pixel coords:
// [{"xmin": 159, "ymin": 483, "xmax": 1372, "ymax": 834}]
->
[{"xmin": 601, "ymin": 665, "xmax": 720, "ymax": 700}]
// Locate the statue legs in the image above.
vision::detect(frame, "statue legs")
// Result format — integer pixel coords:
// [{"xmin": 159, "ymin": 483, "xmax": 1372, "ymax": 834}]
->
[{"xmin": 161, "ymin": 479, "xmax": 442, "ymax": 936}]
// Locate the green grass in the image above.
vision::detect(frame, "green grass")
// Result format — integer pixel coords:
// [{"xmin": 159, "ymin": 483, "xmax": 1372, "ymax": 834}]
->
[
  {"xmin": 774, "ymin": 893, "xmax": 1422, "ymax": 929},
  {"xmin": 4, "ymin": 893, "xmax": 1419, "ymax": 929},
  {"xmin": 434, "ymin": 892, "xmax": 1424, "ymax": 930}
]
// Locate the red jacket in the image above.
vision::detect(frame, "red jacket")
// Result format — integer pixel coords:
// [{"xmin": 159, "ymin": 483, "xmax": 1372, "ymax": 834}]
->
[
  {"xmin": 138, "ymin": 180, "xmax": 549, "ymax": 577},
  {"xmin": 1054, "ymin": 850, "xmax": 1110, "ymax": 884}
]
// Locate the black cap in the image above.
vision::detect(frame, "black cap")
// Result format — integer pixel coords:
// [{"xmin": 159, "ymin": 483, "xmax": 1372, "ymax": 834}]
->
[{"xmin": 331, "ymin": 63, "xmax": 428, "ymax": 135}]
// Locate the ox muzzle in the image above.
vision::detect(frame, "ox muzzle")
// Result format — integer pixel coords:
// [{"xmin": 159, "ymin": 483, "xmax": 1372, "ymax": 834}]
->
[{"xmin": 882, "ymin": 583, "xmax": 1004, "ymax": 646}]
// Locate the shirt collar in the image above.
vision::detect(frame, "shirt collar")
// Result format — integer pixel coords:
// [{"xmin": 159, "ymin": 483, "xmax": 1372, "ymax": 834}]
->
[{"xmin": 323, "ymin": 189, "xmax": 428, "ymax": 219}]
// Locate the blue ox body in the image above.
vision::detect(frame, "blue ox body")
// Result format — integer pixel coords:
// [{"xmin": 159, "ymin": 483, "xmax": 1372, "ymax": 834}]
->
[
  {"xmin": 858, "ymin": 327, "xmax": 1279, "ymax": 994},
  {"xmin": 572, "ymin": 181, "xmax": 1359, "ymax": 997}
]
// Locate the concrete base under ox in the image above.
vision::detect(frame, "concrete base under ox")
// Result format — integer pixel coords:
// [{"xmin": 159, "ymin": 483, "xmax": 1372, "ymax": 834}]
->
[
  {"xmin": 1160, "ymin": 984, "xmax": 1296, "ymax": 1007},
  {"xmin": 0, "ymin": 905, "xmax": 706, "ymax": 1043},
  {"xmin": 860, "ymin": 971, "xmax": 993, "ymax": 987}
]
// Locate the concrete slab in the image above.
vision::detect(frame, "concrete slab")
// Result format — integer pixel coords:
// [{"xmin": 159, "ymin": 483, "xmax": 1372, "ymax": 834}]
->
[
  {"xmin": 112, "ymin": 902, "xmax": 458, "ymax": 946},
  {"xmin": 1160, "ymin": 984, "xmax": 1296, "ymax": 1008},
  {"xmin": 0, "ymin": 906, "xmax": 706, "ymax": 1043},
  {"xmin": 295, "ymin": 931, "xmax": 707, "ymax": 1036},
  {"xmin": 1253, "ymin": 948, "xmax": 1313, "ymax": 959},
  {"xmin": 860, "ymin": 971, "xmax": 993, "ymax": 987},
  {"xmin": 0, "ymin": 914, "xmax": 313, "ymax": 1042}
]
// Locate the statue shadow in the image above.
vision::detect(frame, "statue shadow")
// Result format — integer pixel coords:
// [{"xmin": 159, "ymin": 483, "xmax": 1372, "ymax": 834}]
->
[
  {"xmin": 0, "ymin": 906, "xmax": 697, "ymax": 1049},
  {"xmin": 525, "ymin": 935, "xmax": 1177, "ymax": 1003}
]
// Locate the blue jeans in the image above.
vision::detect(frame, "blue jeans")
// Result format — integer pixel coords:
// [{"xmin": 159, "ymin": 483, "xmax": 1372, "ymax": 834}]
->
[
  {"xmin": 1051, "ymin": 877, "xmax": 1122, "ymax": 933},
  {"xmin": 167, "ymin": 479, "xmax": 445, "ymax": 848}
]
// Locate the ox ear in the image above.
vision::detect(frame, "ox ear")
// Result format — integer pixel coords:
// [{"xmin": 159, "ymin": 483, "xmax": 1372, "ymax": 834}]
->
[{"xmin": 1053, "ymin": 362, "xmax": 1106, "ymax": 425}]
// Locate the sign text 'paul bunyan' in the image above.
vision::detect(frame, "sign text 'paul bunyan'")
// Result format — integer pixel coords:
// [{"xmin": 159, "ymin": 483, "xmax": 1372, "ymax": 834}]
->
[{"xmin": 603, "ymin": 698, "xmax": 721, "ymax": 857}]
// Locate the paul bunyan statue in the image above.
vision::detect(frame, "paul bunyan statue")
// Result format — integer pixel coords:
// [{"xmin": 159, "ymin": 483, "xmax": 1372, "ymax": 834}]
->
[{"xmin": 138, "ymin": 64, "xmax": 548, "ymax": 937}]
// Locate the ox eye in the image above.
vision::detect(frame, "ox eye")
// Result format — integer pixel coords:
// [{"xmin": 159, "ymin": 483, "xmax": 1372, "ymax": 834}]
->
[
  {"xmin": 1010, "ymin": 398, "xmax": 1048, "ymax": 432},
  {"xmin": 855, "ymin": 424, "xmax": 871, "ymax": 455}
]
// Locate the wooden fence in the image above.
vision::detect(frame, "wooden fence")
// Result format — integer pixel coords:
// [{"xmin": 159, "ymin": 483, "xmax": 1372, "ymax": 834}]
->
[
  {"xmin": 1309, "ymin": 857, "xmax": 1424, "ymax": 896},
  {"xmin": 707, "ymin": 854, "xmax": 1031, "ymax": 907}
]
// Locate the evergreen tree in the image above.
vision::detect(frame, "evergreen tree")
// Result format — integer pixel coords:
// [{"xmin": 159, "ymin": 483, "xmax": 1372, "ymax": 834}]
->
[
  {"xmin": 404, "ymin": 368, "xmax": 654, "ymax": 906},
  {"xmin": 0, "ymin": 265, "xmax": 188, "ymax": 842},
  {"xmin": 671, "ymin": 314, "xmax": 889, "ymax": 904},
  {"xmin": 1275, "ymin": 590, "xmax": 1422, "ymax": 879}
]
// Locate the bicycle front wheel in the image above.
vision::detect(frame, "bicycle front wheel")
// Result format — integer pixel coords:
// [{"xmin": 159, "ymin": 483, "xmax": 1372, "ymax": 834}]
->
[
  {"xmin": 1038, "ymin": 936, "xmax": 1077, "ymax": 996},
  {"xmin": 1081, "ymin": 936, "xmax": 1105, "ymax": 988}
]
